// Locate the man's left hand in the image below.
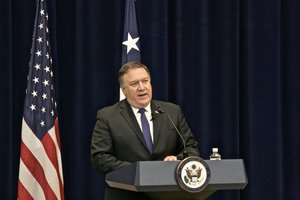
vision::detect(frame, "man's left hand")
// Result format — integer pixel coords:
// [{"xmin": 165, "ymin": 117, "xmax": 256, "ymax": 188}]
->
[{"xmin": 163, "ymin": 155, "xmax": 177, "ymax": 161}]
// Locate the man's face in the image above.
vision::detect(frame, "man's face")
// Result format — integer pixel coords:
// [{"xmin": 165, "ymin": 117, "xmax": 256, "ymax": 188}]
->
[{"xmin": 121, "ymin": 68, "xmax": 152, "ymax": 108}]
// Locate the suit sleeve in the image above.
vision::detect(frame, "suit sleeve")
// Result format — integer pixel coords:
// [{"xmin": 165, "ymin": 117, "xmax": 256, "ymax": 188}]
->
[
  {"xmin": 176, "ymin": 106, "xmax": 200, "ymax": 159},
  {"xmin": 91, "ymin": 110, "xmax": 131, "ymax": 175}
]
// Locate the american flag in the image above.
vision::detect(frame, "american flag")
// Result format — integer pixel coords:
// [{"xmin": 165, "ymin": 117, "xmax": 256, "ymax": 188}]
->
[
  {"xmin": 17, "ymin": 0, "xmax": 64, "ymax": 199},
  {"xmin": 120, "ymin": 0, "xmax": 141, "ymax": 100}
]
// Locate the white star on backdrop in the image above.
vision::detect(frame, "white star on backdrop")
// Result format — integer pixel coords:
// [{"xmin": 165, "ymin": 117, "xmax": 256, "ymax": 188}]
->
[
  {"xmin": 38, "ymin": 23, "xmax": 44, "ymax": 29},
  {"xmin": 31, "ymin": 90, "xmax": 38, "ymax": 97},
  {"xmin": 37, "ymin": 37, "xmax": 43, "ymax": 43},
  {"xmin": 42, "ymin": 93, "xmax": 48, "ymax": 100},
  {"xmin": 30, "ymin": 104, "xmax": 36, "ymax": 111},
  {"xmin": 43, "ymin": 79, "xmax": 49, "ymax": 86},
  {"xmin": 34, "ymin": 64, "xmax": 41, "ymax": 70},
  {"xmin": 122, "ymin": 33, "xmax": 139, "ymax": 53},
  {"xmin": 36, "ymin": 50, "xmax": 42, "ymax": 57},
  {"xmin": 40, "ymin": 120, "xmax": 45, "ymax": 127},
  {"xmin": 33, "ymin": 77, "xmax": 39, "ymax": 84}
]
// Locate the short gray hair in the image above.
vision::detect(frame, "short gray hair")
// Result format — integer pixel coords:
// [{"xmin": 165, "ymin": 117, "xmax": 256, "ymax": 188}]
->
[{"xmin": 118, "ymin": 61, "xmax": 151, "ymax": 86}]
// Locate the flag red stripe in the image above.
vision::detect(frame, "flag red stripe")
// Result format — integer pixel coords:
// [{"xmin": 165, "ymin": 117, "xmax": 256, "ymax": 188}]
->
[
  {"xmin": 54, "ymin": 119, "xmax": 61, "ymax": 148},
  {"xmin": 18, "ymin": 180, "xmax": 34, "ymax": 200},
  {"xmin": 42, "ymin": 131, "xmax": 64, "ymax": 200},
  {"xmin": 54, "ymin": 119, "xmax": 65, "ymax": 200},
  {"xmin": 20, "ymin": 140, "xmax": 58, "ymax": 200}
]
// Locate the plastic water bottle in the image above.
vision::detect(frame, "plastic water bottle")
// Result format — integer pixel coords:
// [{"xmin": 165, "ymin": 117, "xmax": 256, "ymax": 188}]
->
[{"xmin": 210, "ymin": 148, "xmax": 221, "ymax": 160}]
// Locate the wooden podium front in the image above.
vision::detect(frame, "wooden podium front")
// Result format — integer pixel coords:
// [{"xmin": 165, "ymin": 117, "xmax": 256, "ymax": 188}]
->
[{"xmin": 105, "ymin": 159, "xmax": 247, "ymax": 200}]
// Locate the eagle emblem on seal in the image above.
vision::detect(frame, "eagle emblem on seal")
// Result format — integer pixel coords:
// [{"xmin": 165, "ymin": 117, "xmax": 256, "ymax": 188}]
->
[
  {"xmin": 184, "ymin": 164, "xmax": 202, "ymax": 184},
  {"xmin": 176, "ymin": 156, "xmax": 210, "ymax": 193}
]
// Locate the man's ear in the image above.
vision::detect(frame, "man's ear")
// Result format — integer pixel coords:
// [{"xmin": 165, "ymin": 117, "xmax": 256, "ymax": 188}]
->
[{"xmin": 121, "ymin": 87, "xmax": 126, "ymax": 96}]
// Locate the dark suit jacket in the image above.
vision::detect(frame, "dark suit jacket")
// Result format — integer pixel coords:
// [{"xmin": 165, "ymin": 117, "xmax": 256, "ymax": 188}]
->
[{"xmin": 91, "ymin": 99, "xmax": 200, "ymax": 200}]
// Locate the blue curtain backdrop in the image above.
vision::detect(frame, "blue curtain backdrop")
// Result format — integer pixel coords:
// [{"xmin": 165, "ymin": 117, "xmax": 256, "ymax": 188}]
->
[{"xmin": 1, "ymin": 0, "xmax": 300, "ymax": 199}]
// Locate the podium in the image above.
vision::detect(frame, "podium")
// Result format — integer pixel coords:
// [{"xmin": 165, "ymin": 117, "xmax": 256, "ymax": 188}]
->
[{"xmin": 105, "ymin": 159, "xmax": 248, "ymax": 200}]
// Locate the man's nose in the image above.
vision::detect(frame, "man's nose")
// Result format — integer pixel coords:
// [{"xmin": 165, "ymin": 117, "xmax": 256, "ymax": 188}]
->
[{"xmin": 137, "ymin": 81, "xmax": 145, "ymax": 89}]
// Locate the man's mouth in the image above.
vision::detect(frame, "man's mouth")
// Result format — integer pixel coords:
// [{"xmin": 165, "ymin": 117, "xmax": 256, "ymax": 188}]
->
[{"xmin": 138, "ymin": 93, "xmax": 147, "ymax": 97}]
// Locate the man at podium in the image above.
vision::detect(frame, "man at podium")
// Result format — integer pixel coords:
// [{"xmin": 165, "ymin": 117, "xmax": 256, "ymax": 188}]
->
[{"xmin": 91, "ymin": 61, "xmax": 200, "ymax": 200}]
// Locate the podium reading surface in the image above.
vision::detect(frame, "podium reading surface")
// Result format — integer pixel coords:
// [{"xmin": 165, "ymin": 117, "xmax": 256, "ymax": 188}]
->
[{"xmin": 105, "ymin": 159, "xmax": 247, "ymax": 200}]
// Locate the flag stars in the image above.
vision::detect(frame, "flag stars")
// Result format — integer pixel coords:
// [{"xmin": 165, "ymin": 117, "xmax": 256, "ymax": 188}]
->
[
  {"xmin": 31, "ymin": 90, "xmax": 38, "ymax": 97},
  {"xmin": 32, "ymin": 77, "xmax": 39, "ymax": 84},
  {"xmin": 41, "ymin": 107, "xmax": 46, "ymax": 113},
  {"xmin": 40, "ymin": 120, "xmax": 45, "ymax": 127},
  {"xmin": 38, "ymin": 23, "xmax": 44, "ymax": 29},
  {"xmin": 37, "ymin": 37, "xmax": 43, "ymax": 43},
  {"xmin": 122, "ymin": 33, "xmax": 140, "ymax": 53},
  {"xmin": 40, "ymin": 9, "xmax": 45, "ymax": 16},
  {"xmin": 29, "ymin": 104, "xmax": 36, "ymax": 111},
  {"xmin": 34, "ymin": 64, "xmax": 41, "ymax": 70},
  {"xmin": 51, "ymin": 110, "xmax": 54, "ymax": 116},
  {"xmin": 45, "ymin": 53, "xmax": 50, "ymax": 59},
  {"xmin": 42, "ymin": 93, "xmax": 48, "ymax": 100},
  {"xmin": 35, "ymin": 50, "xmax": 42, "ymax": 57},
  {"xmin": 43, "ymin": 79, "xmax": 49, "ymax": 86},
  {"xmin": 44, "ymin": 66, "xmax": 50, "ymax": 73}
]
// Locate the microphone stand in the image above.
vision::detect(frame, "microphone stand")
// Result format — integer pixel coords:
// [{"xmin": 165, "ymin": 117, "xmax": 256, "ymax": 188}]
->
[{"xmin": 155, "ymin": 108, "xmax": 189, "ymax": 159}]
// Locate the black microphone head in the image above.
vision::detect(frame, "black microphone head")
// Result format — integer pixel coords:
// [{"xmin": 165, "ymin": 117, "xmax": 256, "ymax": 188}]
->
[
  {"xmin": 151, "ymin": 107, "xmax": 163, "ymax": 121},
  {"xmin": 155, "ymin": 108, "xmax": 164, "ymax": 114},
  {"xmin": 151, "ymin": 112, "xmax": 155, "ymax": 120}
]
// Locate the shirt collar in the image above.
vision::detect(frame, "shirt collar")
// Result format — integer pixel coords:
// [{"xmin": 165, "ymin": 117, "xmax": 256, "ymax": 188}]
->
[{"xmin": 131, "ymin": 104, "xmax": 151, "ymax": 114}]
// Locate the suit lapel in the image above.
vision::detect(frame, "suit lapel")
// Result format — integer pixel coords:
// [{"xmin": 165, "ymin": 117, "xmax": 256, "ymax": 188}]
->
[
  {"xmin": 151, "ymin": 102, "xmax": 162, "ymax": 148},
  {"xmin": 119, "ymin": 100, "xmax": 150, "ymax": 151}
]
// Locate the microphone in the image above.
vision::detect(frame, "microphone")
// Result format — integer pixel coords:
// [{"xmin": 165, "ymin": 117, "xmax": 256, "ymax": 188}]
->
[
  {"xmin": 154, "ymin": 108, "xmax": 188, "ymax": 159},
  {"xmin": 151, "ymin": 110, "xmax": 160, "ymax": 121}
]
